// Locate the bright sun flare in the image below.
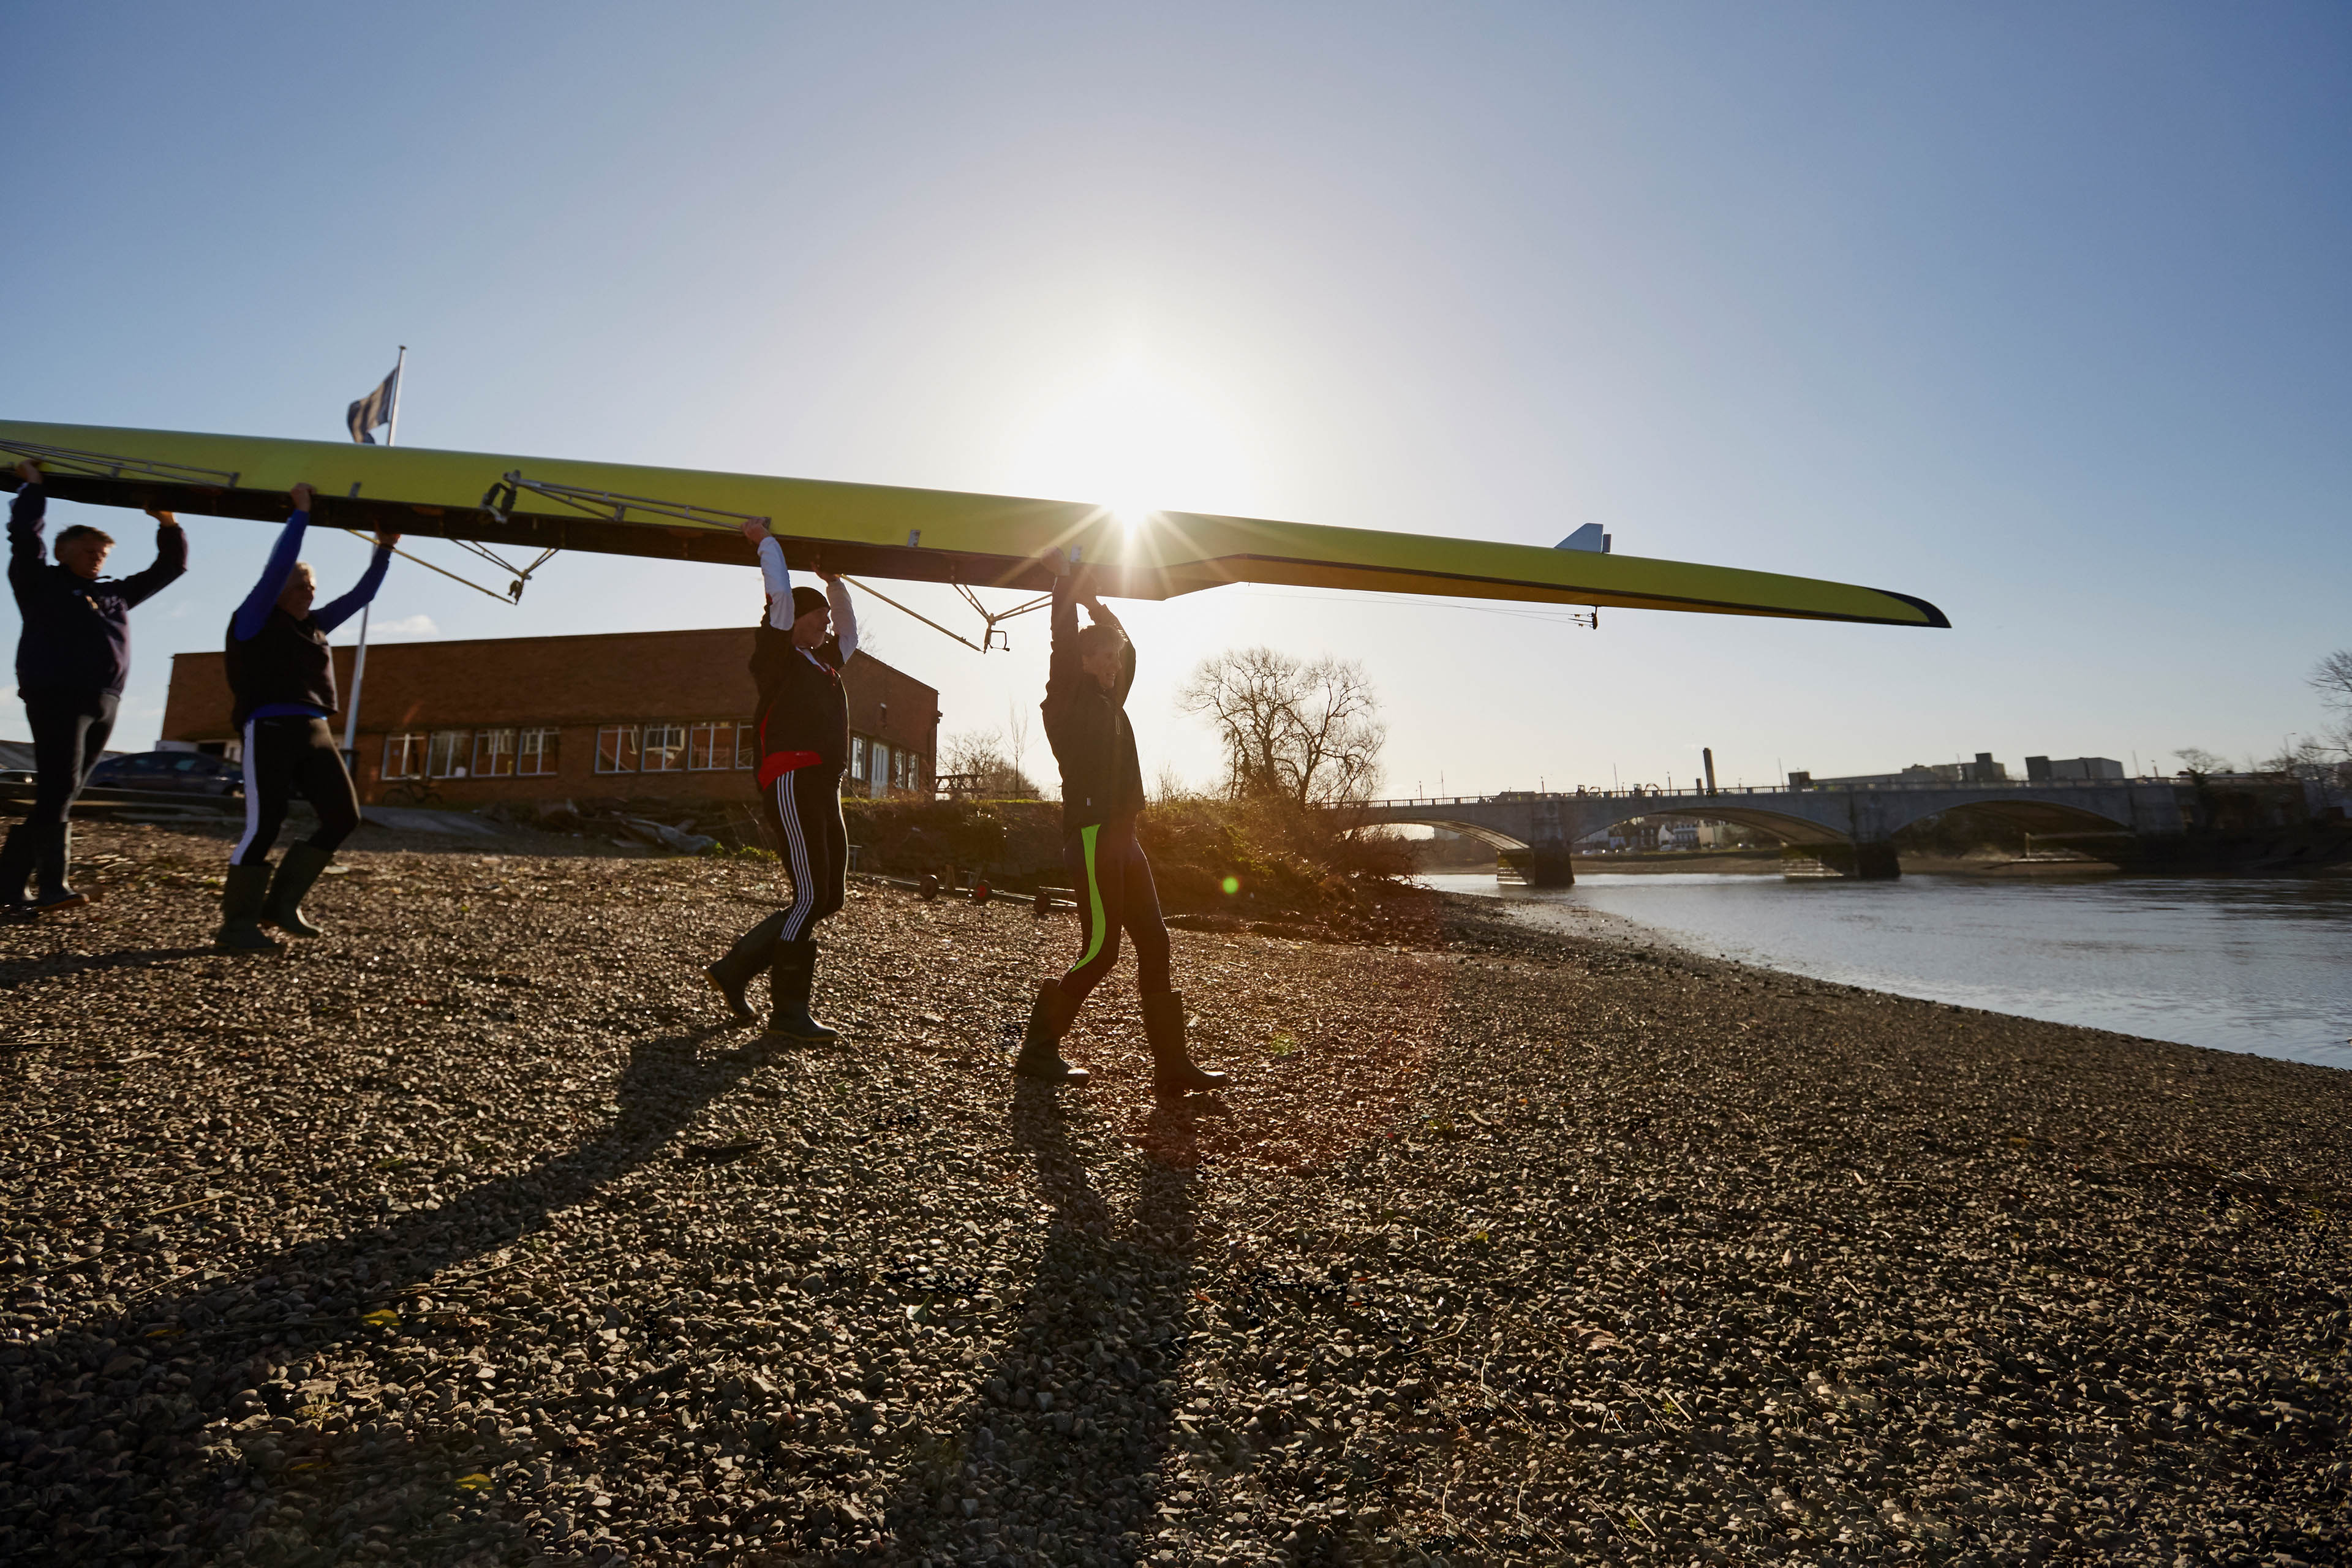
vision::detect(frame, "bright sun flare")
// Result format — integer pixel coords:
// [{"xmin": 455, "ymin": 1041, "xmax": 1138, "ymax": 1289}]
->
[{"xmin": 1011, "ymin": 356, "xmax": 1253, "ymax": 526}]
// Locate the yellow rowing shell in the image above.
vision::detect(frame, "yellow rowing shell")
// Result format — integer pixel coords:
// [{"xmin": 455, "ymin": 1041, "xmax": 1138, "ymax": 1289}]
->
[{"xmin": 0, "ymin": 420, "xmax": 1947, "ymax": 627}]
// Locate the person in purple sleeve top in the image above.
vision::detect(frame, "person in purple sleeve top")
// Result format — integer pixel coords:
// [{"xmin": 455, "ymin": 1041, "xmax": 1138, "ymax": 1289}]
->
[
  {"xmin": 2, "ymin": 459, "xmax": 187, "ymax": 914},
  {"xmin": 216, "ymin": 481, "xmax": 399, "ymax": 952}
]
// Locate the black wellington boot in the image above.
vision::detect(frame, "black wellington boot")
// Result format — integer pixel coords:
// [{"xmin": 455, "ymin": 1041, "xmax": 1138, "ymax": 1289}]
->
[
  {"xmin": 262, "ymin": 843, "xmax": 335, "ymax": 937},
  {"xmin": 707, "ymin": 911, "xmax": 786, "ymax": 1022},
  {"xmin": 761, "ymin": 939, "xmax": 841, "ymax": 1044},
  {"xmin": 1011, "ymin": 979, "xmax": 1088, "ymax": 1085},
  {"xmin": 216, "ymin": 863, "xmax": 284, "ymax": 954},
  {"xmin": 1142, "ymin": 992, "xmax": 1227, "ymax": 1098},
  {"xmin": 0, "ymin": 820, "xmax": 34, "ymax": 910},
  {"xmin": 29, "ymin": 820, "xmax": 89, "ymax": 911}
]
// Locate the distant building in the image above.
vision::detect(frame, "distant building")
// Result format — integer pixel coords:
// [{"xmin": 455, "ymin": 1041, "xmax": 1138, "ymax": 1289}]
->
[
  {"xmin": 2025, "ymin": 755, "xmax": 2125, "ymax": 782},
  {"xmin": 1790, "ymin": 752, "xmax": 2008, "ymax": 788},
  {"xmin": 159, "ymin": 627, "xmax": 940, "ymax": 807}
]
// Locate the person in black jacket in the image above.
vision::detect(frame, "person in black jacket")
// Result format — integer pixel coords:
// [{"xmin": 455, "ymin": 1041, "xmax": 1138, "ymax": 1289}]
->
[
  {"xmin": 217, "ymin": 483, "xmax": 398, "ymax": 952},
  {"xmin": 2, "ymin": 459, "xmax": 187, "ymax": 913},
  {"xmin": 704, "ymin": 518, "xmax": 859, "ymax": 1044},
  {"xmin": 1015, "ymin": 554, "xmax": 1227, "ymax": 1098}
]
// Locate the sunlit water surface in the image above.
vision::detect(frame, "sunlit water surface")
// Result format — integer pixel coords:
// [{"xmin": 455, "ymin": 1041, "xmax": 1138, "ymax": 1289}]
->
[{"xmin": 1419, "ymin": 870, "xmax": 2352, "ymax": 1070}]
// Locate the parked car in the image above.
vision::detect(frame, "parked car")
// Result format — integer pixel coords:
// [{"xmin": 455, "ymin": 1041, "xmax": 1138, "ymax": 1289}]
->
[{"xmin": 86, "ymin": 750, "xmax": 243, "ymax": 797}]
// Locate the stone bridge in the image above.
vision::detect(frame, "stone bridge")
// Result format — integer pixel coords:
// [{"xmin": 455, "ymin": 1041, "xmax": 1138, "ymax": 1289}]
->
[{"xmin": 1343, "ymin": 778, "xmax": 2201, "ymax": 884}]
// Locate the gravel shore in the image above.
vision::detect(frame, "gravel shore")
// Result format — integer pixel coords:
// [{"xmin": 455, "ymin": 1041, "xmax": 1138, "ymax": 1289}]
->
[{"xmin": 2, "ymin": 821, "xmax": 2345, "ymax": 1566}]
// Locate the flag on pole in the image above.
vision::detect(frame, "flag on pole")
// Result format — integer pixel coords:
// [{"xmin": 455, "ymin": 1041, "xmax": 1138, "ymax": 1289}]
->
[{"xmin": 347, "ymin": 361, "xmax": 401, "ymax": 443}]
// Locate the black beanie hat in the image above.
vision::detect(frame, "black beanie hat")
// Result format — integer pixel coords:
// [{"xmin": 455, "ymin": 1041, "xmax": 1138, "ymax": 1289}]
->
[{"xmin": 791, "ymin": 585, "xmax": 828, "ymax": 621}]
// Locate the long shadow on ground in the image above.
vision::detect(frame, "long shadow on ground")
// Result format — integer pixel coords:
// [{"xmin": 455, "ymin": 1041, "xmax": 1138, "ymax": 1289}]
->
[
  {"xmin": 0, "ymin": 945, "xmax": 226, "ymax": 988},
  {"xmin": 0, "ymin": 1027, "xmax": 750, "ymax": 1566},
  {"xmin": 884, "ymin": 1084, "xmax": 1200, "ymax": 1564}
]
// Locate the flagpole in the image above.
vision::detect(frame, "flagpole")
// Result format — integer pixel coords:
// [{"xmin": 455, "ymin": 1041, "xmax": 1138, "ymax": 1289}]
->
[
  {"xmin": 384, "ymin": 344, "xmax": 406, "ymax": 446},
  {"xmin": 341, "ymin": 347, "xmax": 403, "ymax": 761}
]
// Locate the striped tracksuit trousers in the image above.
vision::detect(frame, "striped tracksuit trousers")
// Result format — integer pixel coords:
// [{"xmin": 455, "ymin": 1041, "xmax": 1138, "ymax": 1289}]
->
[{"xmin": 725, "ymin": 764, "xmax": 847, "ymax": 967}]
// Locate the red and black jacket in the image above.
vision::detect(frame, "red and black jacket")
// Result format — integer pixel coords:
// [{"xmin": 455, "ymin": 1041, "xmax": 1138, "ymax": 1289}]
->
[{"xmin": 749, "ymin": 619, "xmax": 848, "ymax": 786}]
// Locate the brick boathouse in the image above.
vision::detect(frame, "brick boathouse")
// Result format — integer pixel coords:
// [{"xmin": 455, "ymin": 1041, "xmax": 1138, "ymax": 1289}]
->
[{"xmin": 158, "ymin": 627, "xmax": 940, "ymax": 809}]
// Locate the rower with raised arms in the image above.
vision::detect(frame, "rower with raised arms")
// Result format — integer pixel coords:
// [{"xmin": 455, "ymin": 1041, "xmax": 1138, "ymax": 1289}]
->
[
  {"xmin": 1014, "ymin": 549, "xmax": 1228, "ymax": 1098},
  {"xmin": 217, "ymin": 483, "xmax": 399, "ymax": 952},
  {"xmin": 704, "ymin": 517, "xmax": 861, "ymax": 1045},
  {"xmin": 1, "ymin": 459, "xmax": 187, "ymax": 914}
]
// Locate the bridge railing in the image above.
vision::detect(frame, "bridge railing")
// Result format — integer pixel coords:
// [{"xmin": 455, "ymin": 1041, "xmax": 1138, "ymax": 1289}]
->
[{"xmin": 1348, "ymin": 777, "xmax": 2183, "ymax": 810}]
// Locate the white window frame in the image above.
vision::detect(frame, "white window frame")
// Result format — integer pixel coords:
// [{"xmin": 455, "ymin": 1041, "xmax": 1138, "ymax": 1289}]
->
[
  {"xmin": 426, "ymin": 729, "xmax": 471, "ymax": 780},
  {"xmin": 642, "ymin": 722, "xmax": 686, "ymax": 773},
  {"xmin": 518, "ymin": 726, "xmax": 560, "ymax": 777},
  {"xmin": 596, "ymin": 724, "xmax": 641, "ymax": 774},
  {"xmin": 382, "ymin": 732, "xmax": 427, "ymax": 780},
  {"xmin": 472, "ymin": 728, "xmax": 517, "ymax": 778},
  {"xmin": 688, "ymin": 720, "xmax": 731, "ymax": 772}
]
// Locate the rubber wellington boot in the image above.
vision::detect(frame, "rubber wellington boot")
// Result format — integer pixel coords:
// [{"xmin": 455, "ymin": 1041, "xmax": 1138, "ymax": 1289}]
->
[
  {"xmin": 1142, "ymin": 992, "xmax": 1227, "ymax": 1098},
  {"xmin": 0, "ymin": 823, "xmax": 33, "ymax": 908},
  {"xmin": 29, "ymin": 823, "xmax": 89, "ymax": 911},
  {"xmin": 706, "ymin": 911, "xmax": 786, "ymax": 1023},
  {"xmin": 1011, "ymin": 978, "xmax": 1088, "ymax": 1085},
  {"xmin": 761, "ymin": 940, "xmax": 841, "ymax": 1044},
  {"xmin": 262, "ymin": 843, "xmax": 335, "ymax": 937},
  {"xmin": 216, "ymin": 863, "xmax": 284, "ymax": 954}
]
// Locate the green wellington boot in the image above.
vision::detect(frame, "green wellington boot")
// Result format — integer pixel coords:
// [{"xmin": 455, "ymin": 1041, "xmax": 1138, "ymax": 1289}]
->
[
  {"xmin": 261, "ymin": 843, "xmax": 336, "ymax": 937},
  {"xmin": 216, "ymin": 863, "xmax": 284, "ymax": 954},
  {"xmin": 1142, "ymin": 991, "xmax": 1227, "ymax": 1099},
  {"xmin": 1011, "ymin": 978, "xmax": 1088, "ymax": 1085}
]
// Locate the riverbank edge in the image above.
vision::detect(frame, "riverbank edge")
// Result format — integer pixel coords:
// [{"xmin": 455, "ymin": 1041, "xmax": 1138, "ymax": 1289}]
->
[{"xmin": 1420, "ymin": 873, "xmax": 2352, "ymax": 1074}]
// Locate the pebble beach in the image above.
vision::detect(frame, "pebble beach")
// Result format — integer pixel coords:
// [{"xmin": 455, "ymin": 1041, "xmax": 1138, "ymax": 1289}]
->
[{"xmin": 2, "ymin": 820, "xmax": 2345, "ymax": 1566}]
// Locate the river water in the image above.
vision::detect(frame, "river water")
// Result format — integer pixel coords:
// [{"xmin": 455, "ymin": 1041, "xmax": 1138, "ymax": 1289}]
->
[{"xmin": 1418, "ymin": 870, "xmax": 2352, "ymax": 1070}]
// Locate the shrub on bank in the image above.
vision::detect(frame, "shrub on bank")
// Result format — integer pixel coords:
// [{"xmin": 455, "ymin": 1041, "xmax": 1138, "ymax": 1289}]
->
[
  {"xmin": 839, "ymin": 797, "xmax": 1066, "ymax": 884},
  {"xmin": 837, "ymin": 794, "xmax": 1414, "ymax": 919}
]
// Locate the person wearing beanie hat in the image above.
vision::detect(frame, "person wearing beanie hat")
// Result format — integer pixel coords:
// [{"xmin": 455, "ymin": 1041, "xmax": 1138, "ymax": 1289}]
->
[
  {"xmin": 3, "ymin": 459, "xmax": 188, "ymax": 914},
  {"xmin": 704, "ymin": 518, "xmax": 859, "ymax": 1044},
  {"xmin": 1012, "ymin": 549, "xmax": 1227, "ymax": 1099}
]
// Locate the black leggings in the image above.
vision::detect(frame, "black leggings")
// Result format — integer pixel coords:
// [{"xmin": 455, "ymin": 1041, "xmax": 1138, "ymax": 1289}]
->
[
  {"xmin": 0, "ymin": 687, "xmax": 117, "ymax": 900},
  {"xmin": 1061, "ymin": 816, "xmax": 1171, "ymax": 1002},
  {"xmin": 233, "ymin": 715, "xmax": 361, "ymax": 866},
  {"xmin": 763, "ymin": 764, "xmax": 846, "ymax": 943}
]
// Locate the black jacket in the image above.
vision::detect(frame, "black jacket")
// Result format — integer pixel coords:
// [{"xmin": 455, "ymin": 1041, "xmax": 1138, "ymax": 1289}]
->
[
  {"xmin": 8, "ymin": 483, "xmax": 186, "ymax": 696},
  {"xmin": 751, "ymin": 619, "xmax": 848, "ymax": 774},
  {"xmin": 225, "ymin": 608, "xmax": 339, "ymax": 729},
  {"xmin": 1041, "ymin": 582, "xmax": 1144, "ymax": 831}
]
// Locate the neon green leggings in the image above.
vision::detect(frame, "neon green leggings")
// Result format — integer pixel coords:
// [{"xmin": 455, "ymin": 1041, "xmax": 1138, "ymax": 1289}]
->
[{"xmin": 1061, "ymin": 820, "xmax": 1171, "ymax": 1000}]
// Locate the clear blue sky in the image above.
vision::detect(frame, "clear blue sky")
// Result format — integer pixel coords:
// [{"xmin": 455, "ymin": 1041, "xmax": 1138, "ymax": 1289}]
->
[{"xmin": 7, "ymin": 2, "xmax": 2346, "ymax": 792}]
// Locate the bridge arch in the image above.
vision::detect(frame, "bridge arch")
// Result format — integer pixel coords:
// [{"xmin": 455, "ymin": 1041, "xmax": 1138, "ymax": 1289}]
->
[
  {"xmin": 1392, "ymin": 816, "xmax": 1531, "ymax": 853},
  {"xmin": 1572, "ymin": 803, "xmax": 1849, "ymax": 848},
  {"xmin": 1871, "ymin": 794, "xmax": 2135, "ymax": 840}
]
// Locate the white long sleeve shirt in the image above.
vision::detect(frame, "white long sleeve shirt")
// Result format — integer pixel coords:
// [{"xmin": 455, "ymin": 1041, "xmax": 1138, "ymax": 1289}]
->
[{"xmin": 758, "ymin": 535, "xmax": 858, "ymax": 662}]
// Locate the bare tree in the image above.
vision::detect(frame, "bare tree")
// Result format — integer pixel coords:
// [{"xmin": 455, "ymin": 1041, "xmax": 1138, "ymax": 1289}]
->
[
  {"xmin": 1177, "ymin": 646, "xmax": 1385, "ymax": 804},
  {"xmin": 2312, "ymin": 649, "xmax": 2352, "ymax": 714},
  {"xmin": 2172, "ymin": 747, "xmax": 2233, "ymax": 777},
  {"xmin": 1177, "ymin": 647, "xmax": 1291, "ymax": 799},
  {"xmin": 2310, "ymin": 649, "xmax": 2352, "ymax": 764},
  {"xmin": 941, "ymin": 728, "xmax": 1001, "ymax": 776},
  {"xmin": 1005, "ymin": 700, "xmax": 1033, "ymax": 787},
  {"xmin": 940, "ymin": 728, "xmax": 1039, "ymax": 798}
]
